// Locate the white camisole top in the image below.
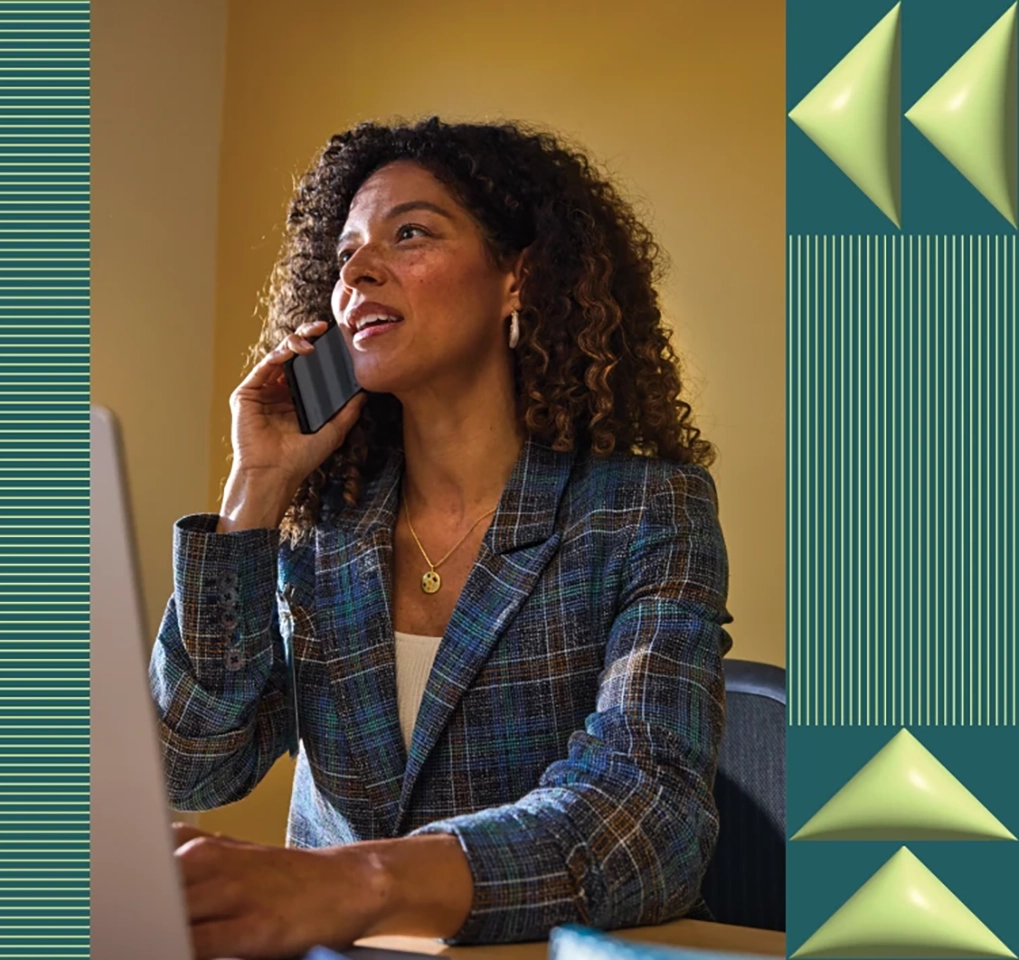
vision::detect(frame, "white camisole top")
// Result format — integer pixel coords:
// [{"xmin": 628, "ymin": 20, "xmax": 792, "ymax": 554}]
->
[{"xmin": 393, "ymin": 630, "xmax": 443, "ymax": 751}]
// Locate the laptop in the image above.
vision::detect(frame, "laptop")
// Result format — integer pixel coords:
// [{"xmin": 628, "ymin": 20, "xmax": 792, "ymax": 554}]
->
[{"xmin": 90, "ymin": 405, "xmax": 423, "ymax": 960}]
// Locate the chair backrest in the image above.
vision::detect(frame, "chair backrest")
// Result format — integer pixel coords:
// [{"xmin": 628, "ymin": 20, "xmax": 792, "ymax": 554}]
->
[{"xmin": 699, "ymin": 658, "xmax": 786, "ymax": 931}]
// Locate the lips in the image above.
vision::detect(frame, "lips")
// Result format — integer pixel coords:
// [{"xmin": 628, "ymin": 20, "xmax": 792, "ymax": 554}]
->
[
  {"xmin": 357, "ymin": 315, "xmax": 401, "ymax": 331},
  {"xmin": 352, "ymin": 317, "xmax": 403, "ymax": 343},
  {"xmin": 345, "ymin": 301, "xmax": 405, "ymax": 333}
]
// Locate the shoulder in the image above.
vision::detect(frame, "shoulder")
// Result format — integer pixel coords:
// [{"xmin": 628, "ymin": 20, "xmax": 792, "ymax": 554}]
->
[
  {"xmin": 563, "ymin": 449, "xmax": 731, "ymax": 623},
  {"xmin": 566, "ymin": 447, "xmax": 720, "ymax": 521}
]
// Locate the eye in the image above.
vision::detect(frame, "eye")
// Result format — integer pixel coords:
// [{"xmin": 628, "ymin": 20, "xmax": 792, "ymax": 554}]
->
[
  {"xmin": 336, "ymin": 224, "xmax": 427, "ymax": 266},
  {"xmin": 396, "ymin": 223, "xmax": 428, "ymax": 241}
]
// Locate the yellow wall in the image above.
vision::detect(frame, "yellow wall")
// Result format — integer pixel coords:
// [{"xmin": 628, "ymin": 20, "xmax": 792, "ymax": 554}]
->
[
  {"xmin": 92, "ymin": 0, "xmax": 227, "ymax": 824},
  {"xmin": 92, "ymin": 0, "xmax": 227, "ymax": 640},
  {"xmin": 200, "ymin": 0, "xmax": 784, "ymax": 845}
]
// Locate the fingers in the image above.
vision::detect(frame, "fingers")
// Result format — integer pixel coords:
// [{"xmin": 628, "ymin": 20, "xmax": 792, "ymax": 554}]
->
[
  {"xmin": 235, "ymin": 320, "xmax": 330, "ymax": 393},
  {"xmin": 191, "ymin": 916, "xmax": 282, "ymax": 960},
  {"xmin": 295, "ymin": 319, "xmax": 329, "ymax": 337},
  {"xmin": 186, "ymin": 876, "xmax": 241, "ymax": 923},
  {"xmin": 175, "ymin": 830, "xmax": 261, "ymax": 885},
  {"xmin": 339, "ymin": 390, "xmax": 368, "ymax": 420},
  {"xmin": 175, "ymin": 834, "xmax": 227, "ymax": 885},
  {"xmin": 172, "ymin": 822, "xmax": 213, "ymax": 848},
  {"xmin": 322, "ymin": 389, "xmax": 368, "ymax": 438}
]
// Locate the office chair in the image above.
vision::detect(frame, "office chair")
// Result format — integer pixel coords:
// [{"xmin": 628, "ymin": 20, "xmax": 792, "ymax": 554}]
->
[{"xmin": 699, "ymin": 658, "xmax": 786, "ymax": 931}]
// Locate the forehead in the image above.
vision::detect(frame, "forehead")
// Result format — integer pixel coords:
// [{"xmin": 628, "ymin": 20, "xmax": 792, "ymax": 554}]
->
[{"xmin": 345, "ymin": 161, "xmax": 457, "ymax": 218}]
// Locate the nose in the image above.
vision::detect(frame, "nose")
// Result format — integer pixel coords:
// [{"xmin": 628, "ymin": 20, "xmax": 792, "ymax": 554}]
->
[{"xmin": 338, "ymin": 242, "xmax": 385, "ymax": 293}]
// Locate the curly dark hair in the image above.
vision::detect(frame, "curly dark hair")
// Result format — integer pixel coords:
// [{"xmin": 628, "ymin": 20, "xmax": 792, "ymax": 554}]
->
[{"xmin": 244, "ymin": 115, "xmax": 715, "ymax": 546}]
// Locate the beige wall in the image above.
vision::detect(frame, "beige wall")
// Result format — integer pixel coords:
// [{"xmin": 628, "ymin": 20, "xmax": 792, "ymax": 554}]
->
[
  {"xmin": 92, "ymin": 0, "xmax": 227, "ymax": 638},
  {"xmin": 92, "ymin": 0, "xmax": 228, "ymax": 825},
  {"xmin": 198, "ymin": 0, "xmax": 784, "ymax": 845}
]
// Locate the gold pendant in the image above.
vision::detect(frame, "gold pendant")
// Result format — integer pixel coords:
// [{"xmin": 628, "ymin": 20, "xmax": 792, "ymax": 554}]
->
[{"xmin": 421, "ymin": 570, "xmax": 441, "ymax": 594}]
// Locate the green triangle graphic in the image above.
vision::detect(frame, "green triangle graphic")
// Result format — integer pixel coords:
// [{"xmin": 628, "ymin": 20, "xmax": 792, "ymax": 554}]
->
[
  {"xmin": 788, "ymin": 3, "xmax": 901, "ymax": 227},
  {"xmin": 905, "ymin": 3, "xmax": 1017, "ymax": 227},
  {"xmin": 792, "ymin": 847, "xmax": 1016, "ymax": 958},
  {"xmin": 792, "ymin": 729, "xmax": 1015, "ymax": 841}
]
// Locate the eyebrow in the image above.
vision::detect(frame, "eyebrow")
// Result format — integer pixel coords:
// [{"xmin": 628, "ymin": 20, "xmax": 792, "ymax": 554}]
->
[{"xmin": 337, "ymin": 200, "xmax": 456, "ymax": 247}]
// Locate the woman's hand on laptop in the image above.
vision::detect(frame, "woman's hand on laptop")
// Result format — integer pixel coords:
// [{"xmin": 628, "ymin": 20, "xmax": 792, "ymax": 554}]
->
[
  {"xmin": 172, "ymin": 823, "xmax": 387, "ymax": 959},
  {"xmin": 171, "ymin": 822, "xmax": 472, "ymax": 959}
]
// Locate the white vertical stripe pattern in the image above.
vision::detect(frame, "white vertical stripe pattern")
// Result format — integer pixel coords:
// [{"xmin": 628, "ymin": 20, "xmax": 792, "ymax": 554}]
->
[{"xmin": 789, "ymin": 236, "xmax": 1018, "ymax": 726}]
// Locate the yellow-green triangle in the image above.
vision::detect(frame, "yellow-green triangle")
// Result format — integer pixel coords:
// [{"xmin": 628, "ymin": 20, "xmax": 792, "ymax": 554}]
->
[
  {"xmin": 792, "ymin": 729, "xmax": 1015, "ymax": 841},
  {"xmin": 792, "ymin": 847, "xmax": 1015, "ymax": 958},
  {"xmin": 788, "ymin": 3, "xmax": 901, "ymax": 227},
  {"xmin": 905, "ymin": 3, "xmax": 1017, "ymax": 227}
]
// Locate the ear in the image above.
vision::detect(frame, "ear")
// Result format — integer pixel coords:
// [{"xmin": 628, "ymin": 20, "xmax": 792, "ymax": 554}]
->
[{"xmin": 502, "ymin": 246, "xmax": 531, "ymax": 314}]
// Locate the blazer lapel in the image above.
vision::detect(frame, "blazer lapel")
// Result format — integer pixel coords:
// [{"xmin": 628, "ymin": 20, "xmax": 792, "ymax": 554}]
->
[
  {"xmin": 315, "ymin": 448, "xmax": 407, "ymax": 837},
  {"xmin": 394, "ymin": 436, "xmax": 576, "ymax": 832}
]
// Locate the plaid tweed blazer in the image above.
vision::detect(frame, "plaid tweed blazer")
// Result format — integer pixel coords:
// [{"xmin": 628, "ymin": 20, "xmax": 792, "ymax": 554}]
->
[{"xmin": 149, "ymin": 434, "xmax": 734, "ymax": 944}]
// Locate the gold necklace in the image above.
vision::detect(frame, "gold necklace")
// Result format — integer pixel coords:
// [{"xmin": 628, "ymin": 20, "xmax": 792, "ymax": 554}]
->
[{"xmin": 403, "ymin": 492, "xmax": 498, "ymax": 594}]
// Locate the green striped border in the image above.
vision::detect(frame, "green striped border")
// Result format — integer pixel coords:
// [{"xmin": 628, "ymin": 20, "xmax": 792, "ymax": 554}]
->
[
  {"xmin": 788, "ymin": 235, "xmax": 1017, "ymax": 726},
  {"xmin": 0, "ymin": 2, "xmax": 90, "ymax": 956}
]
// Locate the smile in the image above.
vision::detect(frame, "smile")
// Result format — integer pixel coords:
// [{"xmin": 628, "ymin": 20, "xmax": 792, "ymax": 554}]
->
[{"xmin": 353, "ymin": 318, "xmax": 403, "ymax": 344}]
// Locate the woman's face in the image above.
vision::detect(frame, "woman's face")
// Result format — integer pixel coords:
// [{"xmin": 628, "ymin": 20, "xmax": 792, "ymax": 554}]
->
[{"xmin": 331, "ymin": 159, "xmax": 521, "ymax": 395}]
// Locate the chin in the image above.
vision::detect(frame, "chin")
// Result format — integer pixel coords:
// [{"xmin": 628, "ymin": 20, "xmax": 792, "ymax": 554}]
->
[
  {"xmin": 353, "ymin": 365, "xmax": 412, "ymax": 397},
  {"xmin": 353, "ymin": 346, "xmax": 470, "ymax": 396}
]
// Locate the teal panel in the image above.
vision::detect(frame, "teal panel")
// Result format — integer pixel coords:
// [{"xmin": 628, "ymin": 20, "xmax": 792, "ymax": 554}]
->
[{"xmin": 0, "ymin": 3, "xmax": 90, "ymax": 958}]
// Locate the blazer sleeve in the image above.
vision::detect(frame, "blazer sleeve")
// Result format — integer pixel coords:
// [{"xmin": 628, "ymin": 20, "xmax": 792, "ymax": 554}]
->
[
  {"xmin": 407, "ymin": 464, "xmax": 733, "ymax": 944},
  {"xmin": 148, "ymin": 513, "xmax": 296, "ymax": 811}
]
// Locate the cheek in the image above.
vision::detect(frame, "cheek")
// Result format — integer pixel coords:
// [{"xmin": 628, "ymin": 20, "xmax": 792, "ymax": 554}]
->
[
  {"xmin": 403, "ymin": 254, "xmax": 442, "ymax": 286},
  {"xmin": 403, "ymin": 252, "xmax": 491, "ymax": 308}
]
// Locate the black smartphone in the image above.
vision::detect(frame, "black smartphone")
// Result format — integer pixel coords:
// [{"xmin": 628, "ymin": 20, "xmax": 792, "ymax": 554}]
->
[{"xmin": 282, "ymin": 321, "xmax": 363, "ymax": 434}]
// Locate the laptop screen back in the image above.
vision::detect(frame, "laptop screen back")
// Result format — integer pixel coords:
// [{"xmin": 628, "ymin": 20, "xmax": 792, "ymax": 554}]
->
[{"xmin": 90, "ymin": 405, "xmax": 193, "ymax": 960}]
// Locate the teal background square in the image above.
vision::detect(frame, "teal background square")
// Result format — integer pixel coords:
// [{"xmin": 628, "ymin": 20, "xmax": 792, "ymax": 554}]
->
[
  {"xmin": 787, "ymin": 727, "xmax": 1019, "ymax": 957},
  {"xmin": 788, "ymin": 0, "xmax": 1019, "ymax": 234}
]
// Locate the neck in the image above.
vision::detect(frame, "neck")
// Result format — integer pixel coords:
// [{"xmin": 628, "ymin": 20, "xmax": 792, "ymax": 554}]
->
[{"xmin": 397, "ymin": 365, "xmax": 524, "ymax": 524}]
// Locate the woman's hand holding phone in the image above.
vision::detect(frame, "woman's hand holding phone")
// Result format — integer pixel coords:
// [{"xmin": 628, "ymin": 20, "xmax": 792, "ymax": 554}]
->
[{"xmin": 217, "ymin": 320, "xmax": 367, "ymax": 532}]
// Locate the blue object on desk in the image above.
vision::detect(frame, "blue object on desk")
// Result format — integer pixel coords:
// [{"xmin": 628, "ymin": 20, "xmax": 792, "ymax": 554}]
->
[
  {"xmin": 548, "ymin": 925, "xmax": 767, "ymax": 960},
  {"xmin": 303, "ymin": 946, "xmax": 424, "ymax": 959}
]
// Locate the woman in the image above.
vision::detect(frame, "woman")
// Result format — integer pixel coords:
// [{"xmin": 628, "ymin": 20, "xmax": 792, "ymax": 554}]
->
[{"xmin": 150, "ymin": 116, "xmax": 734, "ymax": 960}]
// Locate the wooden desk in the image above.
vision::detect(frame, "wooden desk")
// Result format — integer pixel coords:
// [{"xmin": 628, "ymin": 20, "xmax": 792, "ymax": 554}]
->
[{"xmin": 354, "ymin": 919, "xmax": 785, "ymax": 959}]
